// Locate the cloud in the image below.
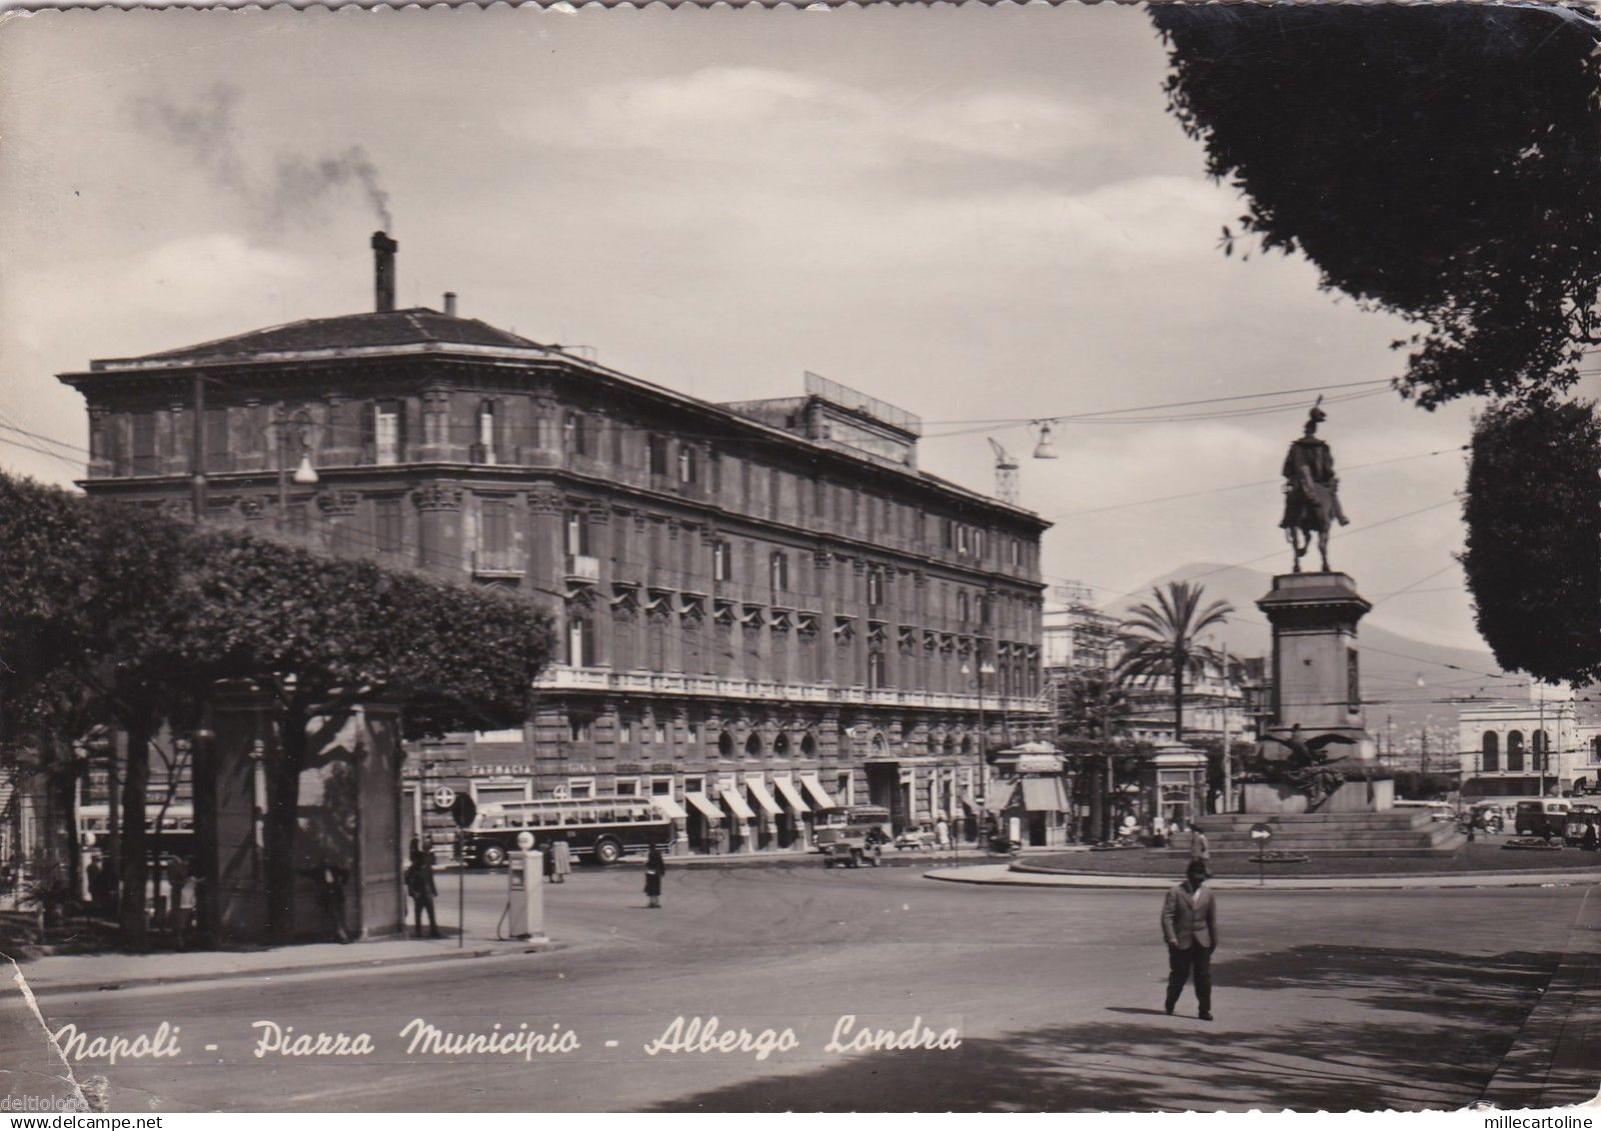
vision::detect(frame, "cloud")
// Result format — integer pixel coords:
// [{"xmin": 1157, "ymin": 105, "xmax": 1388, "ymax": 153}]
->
[{"xmin": 509, "ymin": 65, "xmax": 1112, "ymax": 169}]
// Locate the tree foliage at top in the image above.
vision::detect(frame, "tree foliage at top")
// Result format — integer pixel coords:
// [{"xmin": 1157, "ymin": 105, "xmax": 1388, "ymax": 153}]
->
[
  {"xmin": 1151, "ymin": 4, "xmax": 1601, "ymax": 408},
  {"xmin": 1460, "ymin": 398, "xmax": 1601, "ymax": 686}
]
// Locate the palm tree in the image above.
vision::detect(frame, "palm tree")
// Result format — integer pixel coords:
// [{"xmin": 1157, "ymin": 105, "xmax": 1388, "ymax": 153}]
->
[{"xmin": 1117, "ymin": 581, "xmax": 1234, "ymax": 743}]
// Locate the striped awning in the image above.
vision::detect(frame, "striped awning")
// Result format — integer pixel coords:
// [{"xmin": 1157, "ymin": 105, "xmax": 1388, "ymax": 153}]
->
[
  {"xmin": 745, "ymin": 779, "xmax": 783, "ymax": 817},
  {"xmin": 801, "ymin": 775, "xmax": 839, "ymax": 810},
  {"xmin": 772, "ymin": 778, "xmax": 811, "ymax": 814},
  {"xmin": 721, "ymin": 789, "xmax": 757, "ymax": 822},
  {"xmin": 652, "ymin": 795, "xmax": 688, "ymax": 821},
  {"xmin": 684, "ymin": 792, "xmax": 724, "ymax": 822}
]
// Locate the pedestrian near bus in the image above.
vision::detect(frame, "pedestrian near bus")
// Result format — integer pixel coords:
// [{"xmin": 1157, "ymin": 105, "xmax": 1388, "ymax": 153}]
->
[
  {"xmin": 551, "ymin": 837, "xmax": 572, "ymax": 882},
  {"xmin": 542, "ymin": 842, "xmax": 557, "ymax": 883},
  {"xmin": 405, "ymin": 847, "xmax": 442, "ymax": 938},
  {"xmin": 1161, "ymin": 859, "xmax": 1218, "ymax": 1020},
  {"xmin": 644, "ymin": 845, "xmax": 666, "ymax": 909}
]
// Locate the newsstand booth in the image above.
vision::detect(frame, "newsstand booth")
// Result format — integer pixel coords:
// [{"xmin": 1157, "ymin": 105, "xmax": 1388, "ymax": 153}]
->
[{"xmin": 989, "ymin": 744, "xmax": 1073, "ymax": 848}]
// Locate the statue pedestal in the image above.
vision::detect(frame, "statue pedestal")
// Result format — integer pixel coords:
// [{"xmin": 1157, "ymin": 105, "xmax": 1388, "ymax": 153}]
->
[{"xmin": 1256, "ymin": 571, "xmax": 1376, "ymax": 761}]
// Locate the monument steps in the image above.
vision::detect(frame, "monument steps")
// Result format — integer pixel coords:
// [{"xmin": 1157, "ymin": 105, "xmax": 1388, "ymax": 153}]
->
[{"xmin": 1194, "ymin": 809, "xmax": 1465, "ymax": 854}]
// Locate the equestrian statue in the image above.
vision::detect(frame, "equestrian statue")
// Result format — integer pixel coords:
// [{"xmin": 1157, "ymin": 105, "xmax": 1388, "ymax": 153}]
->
[{"xmin": 1280, "ymin": 397, "xmax": 1349, "ymax": 573}]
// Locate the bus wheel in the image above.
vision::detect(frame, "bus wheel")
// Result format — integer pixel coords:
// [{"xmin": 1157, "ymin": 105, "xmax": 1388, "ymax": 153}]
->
[
  {"xmin": 480, "ymin": 844, "xmax": 507, "ymax": 868},
  {"xmin": 593, "ymin": 838, "xmax": 623, "ymax": 865}
]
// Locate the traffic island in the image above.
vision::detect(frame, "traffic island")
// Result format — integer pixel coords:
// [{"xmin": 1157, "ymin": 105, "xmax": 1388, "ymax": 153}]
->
[{"xmin": 1011, "ymin": 841, "xmax": 1601, "ymax": 880}]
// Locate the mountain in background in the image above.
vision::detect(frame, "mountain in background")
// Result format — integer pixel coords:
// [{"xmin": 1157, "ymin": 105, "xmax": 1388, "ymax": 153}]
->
[{"xmin": 1103, "ymin": 563, "xmax": 1524, "ymax": 748}]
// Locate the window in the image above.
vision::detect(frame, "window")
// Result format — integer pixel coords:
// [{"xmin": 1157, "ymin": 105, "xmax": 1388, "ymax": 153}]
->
[
  {"xmin": 1507, "ymin": 730, "xmax": 1525, "ymax": 773},
  {"xmin": 713, "ymin": 540, "xmax": 732, "ymax": 582},
  {"xmin": 678, "ymin": 446, "xmax": 697, "ymax": 484},
  {"xmin": 567, "ymin": 778, "xmax": 595, "ymax": 800},
  {"xmin": 1482, "ymin": 731, "xmax": 1500, "ymax": 773},
  {"xmin": 769, "ymin": 468, "xmax": 781, "ymax": 518},
  {"xmin": 868, "ymin": 651, "xmax": 886, "ymax": 689},
  {"xmin": 376, "ymin": 498, "xmax": 403, "ymax": 553},
  {"xmin": 836, "ymin": 772, "xmax": 852, "ymax": 806},
  {"xmin": 942, "ymin": 518, "xmax": 954, "ymax": 551},
  {"xmin": 867, "ymin": 567, "xmax": 884, "ymax": 608},
  {"xmin": 684, "ymin": 775, "xmax": 706, "ymax": 795},
  {"xmin": 330, "ymin": 521, "xmax": 359, "ymax": 557},
  {"xmin": 481, "ymin": 498, "xmax": 511, "ymax": 558},
  {"xmin": 287, "ymin": 503, "xmax": 309, "ymax": 535},
  {"xmin": 614, "ymin": 779, "xmax": 640, "ymax": 798},
  {"xmin": 565, "ymin": 413, "xmax": 590, "ymax": 457},
  {"xmin": 374, "ymin": 400, "xmax": 403, "ymax": 465},
  {"xmin": 567, "ymin": 616, "xmax": 594, "ymax": 666},
  {"xmin": 973, "ymin": 528, "xmax": 986, "ymax": 560},
  {"xmin": 648, "ymin": 434, "xmax": 669, "ymax": 477},
  {"xmin": 1010, "ymin": 539, "xmax": 1021, "ymax": 567},
  {"xmin": 708, "ymin": 449, "xmax": 721, "ymax": 494},
  {"xmin": 769, "ymin": 550, "xmax": 789, "ymax": 592},
  {"xmin": 478, "ymin": 400, "xmax": 498, "ymax": 461},
  {"xmin": 956, "ymin": 525, "xmax": 970, "ymax": 556},
  {"xmin": 131, "ymin": 412, "xmax": 157, "ymax": 475},
  {"xmin": 203, "ymin": 408, "xmax": 228, "ymax": 473},
  {"xmin": 565, "ymin": 510, "xmax": 590, "ymax": 556},
  {"xmin": 611, "ymin": 420, "xmax": 625, "ymax": 465},
  {"xmin": 618, "ymin": 719, "xmax": 634, "ymax": 743},
  {"xmin": 957, "ymin": 590, "xmax": 970, "ymax": 624},
  {"xmin": 654, "ymin": 722, "xmax": 667, "ymax": 745}
]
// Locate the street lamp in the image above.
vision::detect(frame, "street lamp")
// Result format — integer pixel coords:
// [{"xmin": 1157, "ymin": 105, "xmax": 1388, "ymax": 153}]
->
[{"xmin": 275, "ymin": 407, "xmax": 319, "ymax": 528}]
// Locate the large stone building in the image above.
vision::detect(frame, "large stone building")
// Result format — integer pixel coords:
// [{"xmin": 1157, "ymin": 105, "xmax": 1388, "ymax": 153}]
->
[
  {"xmin": 1457, "ymin": 685, "xmax": 1601, "ymax": 798},
  {"xmin": 60, "ymin": 234, "xmax": 1051, "ymax": 853}
]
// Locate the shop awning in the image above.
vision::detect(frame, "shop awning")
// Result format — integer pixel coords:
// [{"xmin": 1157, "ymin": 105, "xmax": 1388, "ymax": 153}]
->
[
  {"xmin": 651, "ymin": 795, "xmax": 688, "ymax": 821},
  {"xmin": 986, "ymin": 783, "xmax": 1017, "ymax": 814},
  {"xmin": 1021, "ymin": 778, "xmax": 1069, "ymax": 813},
  {"xmin": 721, "ymin": 790, "xmax": 757, "ymax": 821},
  {"xmin": 685, "ymin": 792, "xmax": 724, "ymax": 822},
  {"xmin": 746, "ymin": 779, "xmax": 783, "ymax": 817},
  {"xmin": 801, "ymin": 775, "xmax": 839, "ymax": 810},
  {"xmin": 773, "ymin": 778, "xmax": 811, "ymax": 814}
]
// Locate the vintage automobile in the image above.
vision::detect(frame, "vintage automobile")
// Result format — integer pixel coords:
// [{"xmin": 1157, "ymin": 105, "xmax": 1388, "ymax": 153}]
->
[
  {"xmin": 822, "ymin": 830, "xmax": 884, "ymax": 869},
  {"xmin": 894, "ymin": 825, "xmax": 939, "ymax": 851},
  {"xmin": 1514, "ymin": 799, "xmax": 1572, "ymax": 841},
  {"xmin": 1563, "ymin": 804, "xmax": 1600, "ymax": 847}
]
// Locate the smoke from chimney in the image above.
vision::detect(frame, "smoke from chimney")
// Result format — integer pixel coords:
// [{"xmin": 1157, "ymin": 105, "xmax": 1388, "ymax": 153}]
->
[{"xmin": 136, "ymin": 83, "xmax": 394, "ymax": 233}]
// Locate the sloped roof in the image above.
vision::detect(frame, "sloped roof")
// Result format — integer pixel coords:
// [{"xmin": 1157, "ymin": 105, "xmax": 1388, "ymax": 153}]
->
[{"xmin": 94, "ymin": 308, "xmax": 546, "ymax": 368}]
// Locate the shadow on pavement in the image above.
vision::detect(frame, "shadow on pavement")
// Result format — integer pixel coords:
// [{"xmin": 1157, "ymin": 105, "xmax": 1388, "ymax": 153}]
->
[{"xmin": 647, "ymin": 945, "xmax": 1558, "ymax": 1113}]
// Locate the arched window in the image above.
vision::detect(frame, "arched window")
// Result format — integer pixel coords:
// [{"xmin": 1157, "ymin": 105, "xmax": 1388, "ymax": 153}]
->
[
  {"xmin": 745, "ymin": 732, "xmax": 763, "ymax": 759},
  {"xmin": 800, "ymin": 732, "xmax": 817, "ymax": 758},
  {"xmin": 1482, "ymin": 731, "xmax": 1500, "ymax": 773},
  {"xmin": 1592, "ymin": 736, "xmax": 1601, "ymax": 760},
  {"xmin": 927, "ymin": 732, "xmax": 940, "ymax": 756},
  {"xmin": 773, "ymin": 731, "xmax": 791, "ymax": 757},
  {"xmin": 957, "ymin": 591, "xmax": 970, "ymax": 624},
  {"xmin": 718, "ymin": 731, "xmax": 735, "ymax": 760},
  {"xmin": 1507, "ymin": 730, "xmax": 1525, "ymax": 773}
]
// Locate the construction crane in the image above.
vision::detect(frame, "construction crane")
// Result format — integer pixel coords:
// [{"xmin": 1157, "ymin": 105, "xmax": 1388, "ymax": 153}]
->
[{"xmin": 988, "ymin": 438, "xmax": 1020, "ymax": 505}]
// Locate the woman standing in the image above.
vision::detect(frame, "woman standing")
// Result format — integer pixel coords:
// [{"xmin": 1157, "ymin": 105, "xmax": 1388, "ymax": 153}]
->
[
  {"xmin": 551, "ymin": 837, "xmax": 572, "ymax": 884},
  {"xmin": 644, "ymin": 845, "xmax": 665, "ymax": 909}
]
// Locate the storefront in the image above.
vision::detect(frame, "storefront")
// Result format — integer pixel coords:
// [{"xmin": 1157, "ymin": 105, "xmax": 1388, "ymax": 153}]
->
[
  {"xmin": 1141, "ymin": 743, "xmax": 1209, "ymax": 834},
  {"xmin": 991, "ymin": 743, "xmax": 1073, "ymax": 847}
]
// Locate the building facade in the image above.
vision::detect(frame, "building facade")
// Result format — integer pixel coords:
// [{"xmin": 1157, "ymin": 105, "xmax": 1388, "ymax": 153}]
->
[
  {"xmin": 60, "ymin": 234, "xmax": 1052, "ymax": 853},
  {"xmin": 1457, "ymin": 685, "xmax": 1601, "ymax": 798}
]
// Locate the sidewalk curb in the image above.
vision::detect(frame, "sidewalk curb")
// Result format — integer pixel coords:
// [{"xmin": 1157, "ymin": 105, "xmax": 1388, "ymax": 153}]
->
[
  {"xmin": 20, "ymin": 937, "xmax": 561, "ymax": 999},
  {"xmin": 923, "ymin": 866, "xmax": 1601, "ymax": 892},
  {"xmin": 1481, "ymin": 890, "xmax": 1601, "ymax": 1109}
]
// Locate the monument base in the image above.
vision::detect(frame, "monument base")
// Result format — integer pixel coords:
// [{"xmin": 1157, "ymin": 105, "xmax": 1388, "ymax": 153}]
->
[{"xmin": 1195, "ymin": 809, "xmax": 1463, "ymax": 856}]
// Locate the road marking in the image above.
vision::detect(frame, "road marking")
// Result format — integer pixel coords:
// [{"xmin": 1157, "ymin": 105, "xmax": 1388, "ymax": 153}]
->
[
  {"xmin": 204, "ymin": 1044, "xmax": 218, "ymax": 1052},
  {"xmin": 604, "ymin": 1040, "xmax": 618, "ymax": 1048}
]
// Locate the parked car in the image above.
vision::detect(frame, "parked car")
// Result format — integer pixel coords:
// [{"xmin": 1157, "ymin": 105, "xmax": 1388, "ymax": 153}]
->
[
  {"xmin": 1514, "ymin": 799, "xmax": 1572, "ymax": 841},
  {"xmin": 894, "ymin": 825, "xmax": 938, "ymax": 851},
  {"xmin": 1467, "ymin": 801, "xmax": 1516, "ymax": 833}
]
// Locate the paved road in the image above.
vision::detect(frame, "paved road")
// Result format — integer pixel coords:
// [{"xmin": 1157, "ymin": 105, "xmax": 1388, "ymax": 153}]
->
[{"xmin": 2, "ymin": 865, "xmax": 1593, "ymax": 1112}]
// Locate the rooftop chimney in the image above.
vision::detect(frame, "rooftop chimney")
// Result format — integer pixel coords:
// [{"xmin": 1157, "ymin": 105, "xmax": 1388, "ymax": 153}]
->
[
  {"xmin": 443, "ymin": 291, "xmax": 457, "ymax": 317},
  {"xmin": 371, "ymin": 230, "xmax": 397, "ymax": 313}
]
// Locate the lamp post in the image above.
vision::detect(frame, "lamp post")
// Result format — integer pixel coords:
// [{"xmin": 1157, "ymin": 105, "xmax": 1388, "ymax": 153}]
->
[
  {"xmin": 962, "ymin": 654, "xmax": 997, "ymax": 849},
  {"xmin": 275, "ymin": 406, "xmax": 320, "ymax": 529}
]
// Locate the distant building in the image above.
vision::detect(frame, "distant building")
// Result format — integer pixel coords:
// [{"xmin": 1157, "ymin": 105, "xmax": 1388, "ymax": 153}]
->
[
  {"xmin": 1457, "ymin": 684, "xmax": 1599, "ymax": 797},
  {"xmin": 58, "ymin": 233, "xmax": 1052, "ymax": 854}
]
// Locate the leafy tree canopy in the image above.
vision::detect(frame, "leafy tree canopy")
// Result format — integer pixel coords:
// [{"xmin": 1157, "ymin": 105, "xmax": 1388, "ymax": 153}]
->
[
  {"xmin": 1151, "ymin": 4, "xmax": 1601, "ymax": 407},
  {"xmin": 1460, "ymin": 397, "xmax": 1601, "ymax": 685}
]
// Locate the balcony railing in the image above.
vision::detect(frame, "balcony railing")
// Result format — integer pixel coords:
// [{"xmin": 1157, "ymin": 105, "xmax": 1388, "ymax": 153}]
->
[
  {"xmin": 473, "ymin": 549, "xmax": 525, "ymax": 577},
  {"xmin": 532, "ymin": 664, "xmax": 1048, "ymax": 715},
  {"xmin": 565, "ymin": 554, "xmax": 601, "ymax": 583}
]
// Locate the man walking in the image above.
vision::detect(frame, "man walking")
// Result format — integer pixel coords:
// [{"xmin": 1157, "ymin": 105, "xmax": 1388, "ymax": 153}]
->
[
  {"xmin": 1189, "ymin": 827, "xmax": 1210, "ymax": 873},
  {"xmin": 1161, "ymin": 859, "xmax": 1217, "ymax": 1020}
]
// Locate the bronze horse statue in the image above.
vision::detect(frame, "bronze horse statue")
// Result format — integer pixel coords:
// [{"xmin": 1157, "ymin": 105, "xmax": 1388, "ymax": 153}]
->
[{"xmin": 1280, "ymin": 399, "xmax": 1349, "ymax": 573}]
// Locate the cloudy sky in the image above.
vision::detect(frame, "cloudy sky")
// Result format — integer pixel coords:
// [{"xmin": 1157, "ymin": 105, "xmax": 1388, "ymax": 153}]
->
[{"xmin": 3, "ymin": 5, "xmax": 1574, "ymax": 652}]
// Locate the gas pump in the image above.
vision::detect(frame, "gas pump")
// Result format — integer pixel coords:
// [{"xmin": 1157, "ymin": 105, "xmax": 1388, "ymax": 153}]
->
[{"xmin": 504, "ymin": 849, "xmax": 544, "ymax": 940}]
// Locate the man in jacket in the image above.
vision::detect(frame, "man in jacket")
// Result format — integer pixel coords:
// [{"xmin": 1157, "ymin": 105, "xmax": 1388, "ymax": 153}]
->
[
  {"xmin": 1161, "ymin": 859, "xmax": 1218, "ymax": 1020},
  {"xmin": 405, "ymin": 847, "xmax": 441, "ymax": 939}
]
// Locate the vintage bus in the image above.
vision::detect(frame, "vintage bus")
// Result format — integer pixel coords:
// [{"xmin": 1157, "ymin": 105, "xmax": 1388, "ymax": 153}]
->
[
  {"xmin": 464, "ymin": 797, "xmax": 674, "ymax": 867},
  {"xmin": 812, "ymin": 805, "xmax": 893, "ymax": 852}
]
